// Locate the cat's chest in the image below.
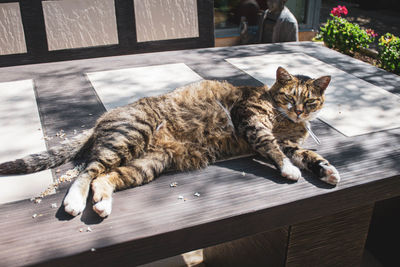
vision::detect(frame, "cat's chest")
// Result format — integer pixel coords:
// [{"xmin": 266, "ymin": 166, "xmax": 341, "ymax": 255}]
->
[{"xmin": 272, "ymin": 120, "xmax": 308, "ymax": 143}]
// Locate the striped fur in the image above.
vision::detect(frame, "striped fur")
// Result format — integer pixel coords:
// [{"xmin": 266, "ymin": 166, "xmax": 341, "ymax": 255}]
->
[
  {"xmin": 0, "ymin": 129, "xmax": 93, "ymax": 174},
  {"xmin": 0, "ymin": 67, "xmax": 340, "ymax": 217}
]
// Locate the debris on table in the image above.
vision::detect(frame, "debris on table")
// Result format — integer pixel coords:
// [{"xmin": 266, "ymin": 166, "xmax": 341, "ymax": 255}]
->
[
  {"xmin": 178, "ymin": 195, "xmax": 188, "ymax": 201},
  {"xmin": 91, "ymin": 248, "xmax": 96, "ymax": 252},
  {"xmin": 242, "ymin": 171, "xmax": 246, "ymax": 176},
  {"xmin": 43, "ymin": 135, "xmax": 53, "ymax": 141},
  {"xmin": 170, "ymin": 182, "xmax": 178, "ymax": 187},
  {"xmin": 32, "ymin": 164, "xmax": 85, "ymax": 202},
  {"xmin": 32, "ymin": 214, "xmax": 43, "ymax": 219},
  {"xmin": 73, "ymin": 129, "xmax": 78, "ymax": 135},
  {"xmin": 56, "ymin": 129, "xmax": 66, "ymax": 139},
  {"xmin": 86, "ymin": 227, "xmax": 93, "ymax": 232},
  {"xmin": 30, "ymin": 197, "xmax": 42, "ymax": 204},
  {"xmin": 194, "ymin": 192, "xmax": 201, "ymax": 197},
  {"xmin": 51, "ymin": 203, "xmax": 57, "ymax": 208},
  {"xmin": 79, "ymin": 228, "xmax": 84, "ymax": 232}
]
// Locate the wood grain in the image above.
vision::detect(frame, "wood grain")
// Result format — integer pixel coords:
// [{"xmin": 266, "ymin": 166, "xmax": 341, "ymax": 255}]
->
[
  {"xmin": 286, "ymin": 204, "xmax": 374, "ymax": 267},
  {"xmin": 203, "ymin": 228, "xmax": 288, "ymax": 267}
]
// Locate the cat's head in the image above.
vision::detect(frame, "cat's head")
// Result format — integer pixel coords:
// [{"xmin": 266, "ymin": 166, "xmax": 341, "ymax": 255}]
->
[{"xmin": 271, "ymin": 67, "xmax": 331, "ymax": 123}]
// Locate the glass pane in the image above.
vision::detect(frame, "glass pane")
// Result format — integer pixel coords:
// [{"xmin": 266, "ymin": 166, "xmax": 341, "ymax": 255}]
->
[
  {"xmin": 215, "ymin": 0, "xmax": 263, "ymax": 29},
  {"xmin": 214, "ymin": 0, "xmax": 308, "ymax": 30},
  {"xmin": 286, "ymin": 0, "xmax": 307, "ymax": 24}
]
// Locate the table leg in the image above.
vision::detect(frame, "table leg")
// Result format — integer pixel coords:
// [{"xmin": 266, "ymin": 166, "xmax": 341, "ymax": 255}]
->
[
  {"xmin": 285, "ymin": 204, "xmax": 374, "ymax": 267},
  {"xmin": 203, "ymin": 227, "xmax": 288, "ymax": 267}
]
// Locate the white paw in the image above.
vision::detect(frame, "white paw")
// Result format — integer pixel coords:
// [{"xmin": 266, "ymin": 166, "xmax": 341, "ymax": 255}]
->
[
  {"xmin": 64, "ymin": 188, "xmax": 87, "ymax": 216},
  {"xmin": 319, "ymin": 162, "xmax": 341, "ymax": 185},
  {"xmin": 93, "ymin": 198, "xmax": 112, "ymax": 218},
  {"xmin": 281, "ymin": 158, "xmax": 302, "ymax": 181}
]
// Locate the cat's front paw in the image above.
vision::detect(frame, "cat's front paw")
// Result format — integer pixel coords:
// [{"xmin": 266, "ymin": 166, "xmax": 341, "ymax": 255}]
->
[
  {"xmin": 319, "ymin": 162, "xmax": 340, "ymax": 185},
  {"xmin": 281, "ymin": 158, "xmax": 302, "ymax": 181},
  {"xmin": 64, "ymin": 188, "xmax": 87, "ymax": 216}
]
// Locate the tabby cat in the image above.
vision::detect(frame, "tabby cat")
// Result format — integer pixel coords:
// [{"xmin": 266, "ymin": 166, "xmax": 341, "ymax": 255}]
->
[{"xmin": 0, "ymin": 67, "xmax": 340, "ymax": 218}]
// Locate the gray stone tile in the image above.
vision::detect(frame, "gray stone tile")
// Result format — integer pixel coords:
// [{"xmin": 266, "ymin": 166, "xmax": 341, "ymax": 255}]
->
[
  {"xmin": 0, "ymin": 80, "xmax": 53, "ymax": 204},
  {"xmin": 87, "ymin": 63, "xmax": 203, "ymax": 110},
  {"xmin": 226, "ymin": 53, "xmax": 400, "ymax": 137}
]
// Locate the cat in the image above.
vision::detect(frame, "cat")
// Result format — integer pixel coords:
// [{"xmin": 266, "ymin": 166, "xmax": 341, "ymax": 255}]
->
[{"xmin": 0, "ymin": 67, "xmax": 340, "ymax": 218}]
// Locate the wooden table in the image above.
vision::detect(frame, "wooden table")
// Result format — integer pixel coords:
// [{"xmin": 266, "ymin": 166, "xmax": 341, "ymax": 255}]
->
[{"xmin": 0, "ymin": 42, "xmax": 399, "ymax": 266}]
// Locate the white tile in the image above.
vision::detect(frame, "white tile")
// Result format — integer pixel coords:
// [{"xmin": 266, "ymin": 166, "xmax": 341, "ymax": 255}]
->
[
  {"xmin": 0, "ymin": 3, "xmax": 27, "ymax": 55},
  {"xmin": 226, "ymin": 53, "xmax": 400, "ymax": 137},
  {"xmin": 0, "ymin": 80, "xmax": 53, "ymax": 204},
  {"xmin": 134, "ymin": 0, "xmax": 199, "ymax": 42},
  {"xmin": 87, "ymin": 63, "xmax": 203, "ymax": 110},
  {"xmin": 42, "ymin": 0, "xmax": 118, "ymax": 51}
]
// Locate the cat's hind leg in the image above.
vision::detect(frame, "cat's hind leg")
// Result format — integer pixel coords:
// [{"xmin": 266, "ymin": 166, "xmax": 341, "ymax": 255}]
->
[
  {"xmin": 64, "ymin": 161, "xmax": 105, "ymax": 216},
  {"xmin": 63, "ymin": 161, "xmax": 106, "ymax": 216},
  {"xmin": 91, "ymin": 150, "xmax": 172, "ymax": 217}
]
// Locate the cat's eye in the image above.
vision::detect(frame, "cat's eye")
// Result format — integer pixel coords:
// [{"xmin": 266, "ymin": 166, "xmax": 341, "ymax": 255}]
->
[
  {"xmin": 283, "ymin": 94, "xmax": 295, "ymax": 103},
  {"xmin": 305, "ymin": 99, "xmax": 317, "ymax": 105},
  {"xmin": 305, "ymin": 99, "xmax": 318, "ymax": 109}
]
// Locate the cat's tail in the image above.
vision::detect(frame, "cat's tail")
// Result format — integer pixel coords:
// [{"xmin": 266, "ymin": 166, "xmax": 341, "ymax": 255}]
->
[{"xmin": 0, "ymin": 129, "xmax": 94, "ymax": 175}]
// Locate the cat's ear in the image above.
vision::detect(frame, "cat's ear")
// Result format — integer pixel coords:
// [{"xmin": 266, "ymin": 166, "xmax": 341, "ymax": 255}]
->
[
  {"xmin": 276, "ymin": 67, "xmax": 292, "ymax": 84},
  {"xmin": 313, "ymin": 75, "xmax": 331, "ymax": 94}
]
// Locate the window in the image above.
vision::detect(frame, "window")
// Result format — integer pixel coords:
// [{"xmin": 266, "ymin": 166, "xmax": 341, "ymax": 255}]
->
[{"xmin": 214, "ymin": 0, "xmax": 321, "ymax": 38}]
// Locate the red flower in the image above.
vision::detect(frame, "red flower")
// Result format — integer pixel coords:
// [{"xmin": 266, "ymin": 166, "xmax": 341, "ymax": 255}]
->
[
  {"xmin": 330, "ymin": 5, "xmax": 348, "ymax": 17},
  {"xmin": 331, "ymin": 7, "xmax": 340, "ymax": 17},
  {"xmin": 340, "ymin": 5, "xmax": 348, "ymax": 16}
]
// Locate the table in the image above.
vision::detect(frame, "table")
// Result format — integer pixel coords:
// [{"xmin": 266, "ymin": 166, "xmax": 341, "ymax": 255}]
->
[{"xmin": 0, "ymin": 42, "xmax": 399, "ymax": 266}]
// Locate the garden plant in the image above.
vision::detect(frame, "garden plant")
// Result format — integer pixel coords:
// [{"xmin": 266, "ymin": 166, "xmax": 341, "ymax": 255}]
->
[
  {"xmin": 317, "ymin": 5, "xmax": 376, "ymax": 54},
  {"xmin": 318, "ymin": 5, "xmax": 400, "ymax": 75},
  {"xmin": 378, "ymin": 33, "xmax": 400, "ymax": 74}
]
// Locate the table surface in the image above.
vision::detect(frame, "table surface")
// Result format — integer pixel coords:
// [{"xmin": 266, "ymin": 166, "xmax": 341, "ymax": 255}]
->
[{"xmin": 0, "ymin": 42, "xmax": 399, "ymax": 266}]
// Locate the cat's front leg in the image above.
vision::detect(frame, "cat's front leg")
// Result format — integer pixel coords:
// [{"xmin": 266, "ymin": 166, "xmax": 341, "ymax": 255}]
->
[
  {"xmin": 282, "ymin": 143, "xmax": 340, "ymax": 185},
  {"xmin": 281, "ymin": 158, "xmax": 303, "ymax": 181},
  {"xmin": 240, "ymin": 123, "xmax": 302, "ymax": 181},
  {"xmin": 317, "ymin": 161, "xmax": 340, "ymax": 185}
]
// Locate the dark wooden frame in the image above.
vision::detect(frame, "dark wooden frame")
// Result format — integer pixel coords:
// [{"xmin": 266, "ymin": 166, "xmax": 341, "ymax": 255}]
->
[{"xmin": 0, "ymin": 0, "xmax": 215, "ymax": 67}]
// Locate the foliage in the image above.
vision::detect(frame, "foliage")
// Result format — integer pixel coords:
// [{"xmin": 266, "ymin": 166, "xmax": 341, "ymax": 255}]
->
[
  {"xmin": 378, "ymin": 33, "xmax": 400, "ymax": 74},
  {"xmin": 317, "ymin": 6, "xmax": 375, "ymax": 54}
]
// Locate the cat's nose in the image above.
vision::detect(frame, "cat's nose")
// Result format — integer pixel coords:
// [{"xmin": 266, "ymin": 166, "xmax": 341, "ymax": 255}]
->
[{"xmin": 294, "ymin": 109, "xmax": 303, "ymax": 116}]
